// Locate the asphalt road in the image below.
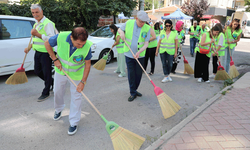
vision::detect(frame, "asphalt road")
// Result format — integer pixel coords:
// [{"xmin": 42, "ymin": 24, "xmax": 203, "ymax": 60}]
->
[{"xmin": 0, "ymin": 35, "xmax": 249, "ymax": 150}]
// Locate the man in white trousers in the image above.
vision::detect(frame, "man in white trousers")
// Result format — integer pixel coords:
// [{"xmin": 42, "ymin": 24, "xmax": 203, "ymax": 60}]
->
[{"xmin": 44, "ymin": 27, "xmax": 92, "ymax": 135}]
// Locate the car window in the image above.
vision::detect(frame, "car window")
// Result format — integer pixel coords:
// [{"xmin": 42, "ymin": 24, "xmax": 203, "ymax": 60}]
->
[
  {"xmin": 90, "ymin": 26, "xmax": 113, "ymax": 38},
  {"xmin": 247, "ymin": 21, "xmax": 250, "ymax": 27},
  {"xmin": 0, "ymin": 19, "xmax": 34, "ymax": 40}
]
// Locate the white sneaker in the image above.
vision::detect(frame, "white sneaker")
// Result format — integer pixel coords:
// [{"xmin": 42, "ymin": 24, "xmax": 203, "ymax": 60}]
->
[
  {"xmin": 209, "ymin": 74, "xmax": 215, "ymax": 78},
  {"xmin": 118, "ymin": 74, "xmax": 125, "ymax": 78},
  {"xmin": 168, "ymin": 76, "xmax": 172, "ymax": 82},
  {"xmin": 205, "ymin": 80, "xmax": 210, "ymax": 83},
  {"xmin": 114, "ymin": 71, "xmax": 120, "ymax": 74},
  {"xmin": 161, "ymin": 77, "xmax": 169, "ymax": 83},
  {"xmin": 197, "ymin": 78, "xmax": 202, "ymax": 82}
]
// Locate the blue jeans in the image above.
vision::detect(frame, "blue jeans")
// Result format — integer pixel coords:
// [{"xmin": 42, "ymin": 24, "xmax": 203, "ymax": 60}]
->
[
  {"xmin": 125, "ymin": 56, "xmax": 144, "ymax": 96},
  {"xmin": 160, "ymin": 52, "xmax": 174, "ymax": 76},
  {"xmin": 190, "ymin": 38, "xmax": 198, "ymax": 55},
  {"xmin": 225, "ymin": 47, "xmax": 235, "ymax": 73}
]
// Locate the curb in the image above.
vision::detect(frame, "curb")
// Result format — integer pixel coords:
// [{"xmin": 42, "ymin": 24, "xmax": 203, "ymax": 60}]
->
[{"xmin": 145, "ymin": 84, "xmax": 233, "ymax": 150}]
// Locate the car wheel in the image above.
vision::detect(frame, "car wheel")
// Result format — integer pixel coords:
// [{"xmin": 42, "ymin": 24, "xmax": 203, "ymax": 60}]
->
[{"xmin": 99, "ymin": 49, "xmax": 113, "ymax": 64}]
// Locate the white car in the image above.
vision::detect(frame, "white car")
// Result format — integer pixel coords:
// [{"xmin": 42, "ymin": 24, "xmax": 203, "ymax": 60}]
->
[
  {"xmin": 89, "ymin": 23, "xmax": 124, "ymax": 64},
  {"xmin": 0, "ymin": 15, "xmax": 35, "ymax": 76}
]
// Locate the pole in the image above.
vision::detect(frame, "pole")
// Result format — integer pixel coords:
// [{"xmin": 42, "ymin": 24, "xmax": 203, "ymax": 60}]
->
[
  {"xmin": 140, "ymin": 0, "xmax": 144, "ymax": 10},
  {"xmin": 152, "ymin": 0, "xmax": 155, "ymax": 14}
]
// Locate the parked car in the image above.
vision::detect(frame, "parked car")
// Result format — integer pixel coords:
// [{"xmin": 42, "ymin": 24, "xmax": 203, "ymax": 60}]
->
[
  {"xmin": 0, "ymin": 15, "xmax": 35, "ymax": 76},
  {"xmin": 89, "ymin": 23, "xmax": 124, "ymax": 64}
]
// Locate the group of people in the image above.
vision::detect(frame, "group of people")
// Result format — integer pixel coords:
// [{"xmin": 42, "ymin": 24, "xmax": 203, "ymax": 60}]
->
[{"xmin": 23, "ymin": 3, "xmax": 242, "ymax": 136}]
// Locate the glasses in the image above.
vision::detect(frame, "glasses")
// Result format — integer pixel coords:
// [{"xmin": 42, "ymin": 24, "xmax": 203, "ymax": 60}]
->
[
  {"xmin": 165, "ymin": 25, "xmax": 171, "ymax": 27},
  {"xmin": 234, "ymin": 18, "xmax": 240, "ymax": 22}
]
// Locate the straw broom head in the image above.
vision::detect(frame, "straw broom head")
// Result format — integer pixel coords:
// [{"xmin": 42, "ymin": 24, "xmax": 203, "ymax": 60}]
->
[
  {"xmin": 214, "ymin": 69, "xmax": 231, "ymax": 80},
  {"xmin": 229, "ymin": 61, "xmax": 239, "ymax": 78},
  {"xmin": 107, "ymin": 121, "xmax": 145, "ymax": 150},
  {"xmin": 93, "ymin": 58, "xmax": 107, "ymax": 71},
  {"xmin": 184, "ymin": 63, "xmax": 194, "ymax": 74},
  {"xmin": 5, "ymin": 72, "xmax": 28, "ymax": 85}
]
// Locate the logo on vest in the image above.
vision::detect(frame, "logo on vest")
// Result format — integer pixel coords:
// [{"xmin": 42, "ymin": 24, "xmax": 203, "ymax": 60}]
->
[
  {"xmin": 73, "ymin": 55, "xmax": 84, "ymax": 63},
  {"xmin": 160, "ymin": 34, "xmax": 165, "ymax": 39},
  {"xmin": 232, "ymin": 34, "xmax": 237, "ymax": 39},
  {"xmin": 38, "ymin": 24, "xmax": 44, "ymax": 31},
  {"xmin": 141, "ymin": 32, "xmax": 147, "ymax": 39}
]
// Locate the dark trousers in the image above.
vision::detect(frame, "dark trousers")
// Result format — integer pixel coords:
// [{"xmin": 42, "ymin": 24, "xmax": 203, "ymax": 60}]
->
[
  {"xmin": 194, "ymin": 52, "xmax": 210, "ymax": 81},
  {"xmin": 212, "ymin": 56, "xmax": 218, "ymax": 74},
  {"xmin": 125, "ymin": 56, "xmax": 144, "ymax": 96},
  {"xmin": 34, "ymin": 51, "xmax": 53, "ymax": 96},
  {"xmin": 190, "ymin": 38, "xmax": 198, "ymax": 55},
  {"xmin": 171, "ymin": 63, "xmax": 177, "ymax": 72},
  {"xmin": 143, "ymin": 47, "xmax": 156, "ymax": 73}
]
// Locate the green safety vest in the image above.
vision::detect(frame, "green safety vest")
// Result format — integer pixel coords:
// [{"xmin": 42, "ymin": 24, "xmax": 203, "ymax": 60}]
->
[
  {"xmin": 115, "ymin": 32, "xmax": 124, "ymax": 53},
  {"xmin": 225, "ymin": 27, "xmax": 242, "ymax": 49},
  {"xmin": 55, "ymin": 31, "xmax": 92, "ymax": 80},
  {"xmin": 32, "ymin": 18, "xmax": 55, "ymax": 53},
  {"xmin": 199, "ymin": 28, "xmax": 207, "ymax": 40},
  {"xmin": 214, "ymin": 32, "xmax": 226, "ymax": 56},
  {"xmin": 197, "ymin": 32, "xmax": 212, "ymax": 58},
  {"xmin": 154, "ymin": 29, "xmax": 160, "ymax": 36},
  {"xmin": 190, "ymin": 25, "xmax": 201, "ymax": 39},
  {"xmin": 159, "ymin": 30, "xmax": 177, "ymax": 55},
  {"xmin": 148, "ymin": 28, "xmax": 158, "ymax": 48},
  {"xmin": 124, "ymin": 20, "xmax": 151, "ymax": 57},
  {"xmin": 177, "ymin": 29, "xmax": 185, "ymax": 46}
]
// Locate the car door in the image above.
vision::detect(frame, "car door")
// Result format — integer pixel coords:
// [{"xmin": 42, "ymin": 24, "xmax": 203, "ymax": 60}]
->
[{"xmin": 0, "ymin": 18, "xmax": 35, "ymax": 76}]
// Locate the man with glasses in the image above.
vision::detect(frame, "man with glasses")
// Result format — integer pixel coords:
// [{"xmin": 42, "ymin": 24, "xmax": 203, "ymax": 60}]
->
[
  {"xmin": 118, "ymin": 11, "xmax": 151, "ymax": 102},
  {"xmin": 188, "ymin": 20, "xmax": 201, "ymax": 57}
]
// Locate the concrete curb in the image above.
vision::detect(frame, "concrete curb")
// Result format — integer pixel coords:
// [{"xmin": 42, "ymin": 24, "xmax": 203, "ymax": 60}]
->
[{"xmin": 145, "ymin": 85, "xmax": 233, "ymax": 150}]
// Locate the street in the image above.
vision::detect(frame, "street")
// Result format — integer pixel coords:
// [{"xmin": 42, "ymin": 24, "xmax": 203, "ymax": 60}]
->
[{"xmin": 0, "ymin": 35, "xmax": 249, "ymax": 150}]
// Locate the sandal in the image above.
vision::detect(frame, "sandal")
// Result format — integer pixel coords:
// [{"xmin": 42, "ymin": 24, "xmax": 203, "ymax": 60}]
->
[{"xmin": 148, "ymin": 72, "xmax": 154, "ymax": 75}]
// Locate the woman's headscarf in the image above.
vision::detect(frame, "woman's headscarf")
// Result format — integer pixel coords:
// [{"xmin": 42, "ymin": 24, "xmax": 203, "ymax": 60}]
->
[{"xmin": 175, "ymin": 21, "xmax": 184, "ymax": 32}]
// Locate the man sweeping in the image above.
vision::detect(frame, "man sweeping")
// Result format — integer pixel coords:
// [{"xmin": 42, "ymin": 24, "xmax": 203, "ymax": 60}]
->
[
  {"xmin": 118, "ymin": 11, "xmax": 151, "ymax": 102},
  {"xmin": 24, "ymin": 4, "xmax": 57, "ymax": 102},
  {"xmin": 44, "ymin": 27, "xmax": 92, "ymax": 135}
]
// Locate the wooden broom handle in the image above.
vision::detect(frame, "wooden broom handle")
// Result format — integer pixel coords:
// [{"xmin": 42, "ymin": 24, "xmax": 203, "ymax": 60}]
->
[
  {"xmin": 226, "ymin": 32, "xmax": 232, "ymax": 57},
  {"xmin": 124, "ymin": 41, "xmax": 152, "ymax": 81},
  {"xmin": 61, "ymin": 69, "xmax": 102, "ymax": 116},
  {"xmin": 23, "ymin": 25, "xmax": 37, "ymax": 65}
]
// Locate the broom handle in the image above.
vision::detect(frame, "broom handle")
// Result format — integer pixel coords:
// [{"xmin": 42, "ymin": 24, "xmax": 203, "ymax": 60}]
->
[
  {"xmin": 61, "ymin": 69, "xmax": 102, "ymax": 117},
  {"xmin": 211, "ymin": 36, "xmax": 222, "ymax": 66},
  {"xmin": 22, "ymin": 35, "xmax": 33, "ymax": 65},
  {"xmin": 124, "ymin": 41, "xmax": 152, "ymax": 81},
  {"xmin": 226, "ymin": 32, "xmax": 233, "ymax": 58}
]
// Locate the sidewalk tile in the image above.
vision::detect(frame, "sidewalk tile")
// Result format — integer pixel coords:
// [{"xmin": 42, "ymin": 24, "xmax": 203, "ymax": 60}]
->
[
  {"xmin": 234, "ymin": 135, "xmax": 250, "ymax": 147},
  {"xmin": 203, "ymin": 114, "xmax": 216, "ymax": 121},
  {"xmin": 167, "ymin": 137, "xmax": 184, "ymax": 144},
  {"xmin": 227, "ymin": 120, "xmax": 244, "ymax": 129},
  {"xmin": 192, "ymin": 122, "xmax": 206, "ymax": 131},
  {"xmin": 204, "ymin": 126, "xmax": 220, "ymax": 136},
  {"xmin": 161, "ymin": 144, "xmax": 177, "ymax": 150},
  {"xmin": 211, "ymin": 106, "xmax": 224, "ymax": 113},
  {"xmin": 241, "ymin": 124, "xmax": 250, "ymax": 132},
  {"xmin": 236, "ymin": 120, "xmax": 250, "ymax": 124},
  {"xmin": 193, "ymin": 137, "xmax": 210, "ymax": 149},
  {"xmin": 204, "ymin": 136, "xmax": 226, "ymax": 142},
  {"xmin": 189, "ymin": 131, "xmax": 210, "ymax": 137},
  {"xmin": 207, "ymin": 142, "xmax": 224, "ymax": 150},
  {"xmin": 218, "ymin": 129, "xmax": 237, "ymax": 141},
  {"xmin": 201, "ymin": 120, "xmax": 220, "ymax": 126},
  {"xmin": 210, "ymin": 112, "xmax": 228, "ymax": 117},
  {"xmin": 219, "ymin": 141, "xmax": 244, "ymax": 148},
  {"xmin": 222, "ymin": 115, "xmax": 241, "ymax": 120},
  {"xmin": 214, "ymin": 116, "xmax": 229, "ymax": 125},
  {"xmin": 228, "ymin": 129, "xmax": 250, "ymax": 135},
  {"xmin": 214, "ymin": 124, "xmax": 234, "ymax": 130},
  {"xmin": 175, "ymin": 143, "xmax": 199, "ymax": 149},
  {"xmin": 179, "ymin": 132, "xmax": 194, "ymax": 143}
]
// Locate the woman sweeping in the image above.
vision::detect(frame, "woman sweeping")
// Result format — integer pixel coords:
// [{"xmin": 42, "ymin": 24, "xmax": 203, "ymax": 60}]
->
[
  {"xmin": 224, "ymin": 18, "xmax": 242, "ymax": 73},
  {"xmin": 194, "ymin": 25, "xmax": 220, "ymax": 83},
  {"xmin": 110, "ymin": 24, "xmax": 126, "ymax": 77},
  {"xmin": 171, "ymin": 21, "xmax": 185, "ymax": 74},
  {"xmin": 143, "ymin": 22, "xmax": 159, "ymax": 75},
  {"xmin": 156, "ymin": 19, "xmax": 178, "ymax": 82}
]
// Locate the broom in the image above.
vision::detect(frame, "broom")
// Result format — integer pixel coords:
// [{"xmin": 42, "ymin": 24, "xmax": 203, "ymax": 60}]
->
[
  {"xmin": 212, "ymin": 39, "xmax": 231, "ymax": 81},
  {"xmin": 5, "ymin": 35, "xmax": 33, "ymax": 85},
  {"xmin": 178, "ymin": 43, "xmax": 194, "ymax": 74},
  {"xmin": 124, "ymin": 41, "xmax": 181, "ymax": 119},
  {"xmin": 93, "ymin": 48, "xmax": 112, "ymax": 71},
  {"xmin": 61, "ymin": 69, "xmax": 145, "ymax": 150},
  {"xmin": 227, "ymin": 33, "xmax": 240, "ymax": 78}
]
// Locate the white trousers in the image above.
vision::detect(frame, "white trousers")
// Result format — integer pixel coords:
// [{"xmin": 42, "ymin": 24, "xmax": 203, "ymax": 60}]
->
[{"xmin": 54, "ymin": 72, "xmax": 82, "ymax": 127}]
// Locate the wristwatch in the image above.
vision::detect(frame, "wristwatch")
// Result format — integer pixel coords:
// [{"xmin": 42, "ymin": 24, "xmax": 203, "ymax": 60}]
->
[
  {"xmin": 80, "ymin": 80, "xmax": 86, "ymax": 85},
  {"xmin": 53, "ymin": 58, "xmax": 59, "ymax": 63}
]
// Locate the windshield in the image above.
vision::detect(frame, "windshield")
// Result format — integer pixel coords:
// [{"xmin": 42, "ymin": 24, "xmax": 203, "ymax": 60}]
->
[
  {"xmin": 90, "ymin": 26, "xmax": 113, "ymax": 38},
  {"xmin": 247, "ymin": 20, "xmax": 250, "ymax": 26}
]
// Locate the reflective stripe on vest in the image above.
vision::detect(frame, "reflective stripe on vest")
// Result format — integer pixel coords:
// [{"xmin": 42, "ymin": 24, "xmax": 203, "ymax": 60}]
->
[
  {"xmin": 225, "ymin": 27, "xmax": 242, "ymax": 49},
  {"xmin": 123, "ymin": 20, "xmax": 151, "ymax": 57},
  {"xmin": 32, "ymin": 18, "xmax": 55, "ymax": 53},
  {"xmin": 190, "ymin": 25, "xmax": 200, "ymax": 39},
  {"xmin": 115, "ymin": 32, "xmax": 124, "ymax": 53},
  {"xmin": 55, "ymin": 31, "xmax": 92, "ymax": 80},
  {"xmin": 159, "ymin": 30, "xmax": 177, "ymax": 55}
]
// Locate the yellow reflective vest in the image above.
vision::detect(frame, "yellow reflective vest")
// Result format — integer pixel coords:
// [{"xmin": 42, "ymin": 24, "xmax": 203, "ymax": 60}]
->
[{"xmin": 159, "ymin": 30, "xmax": 177, "ymax": 55}]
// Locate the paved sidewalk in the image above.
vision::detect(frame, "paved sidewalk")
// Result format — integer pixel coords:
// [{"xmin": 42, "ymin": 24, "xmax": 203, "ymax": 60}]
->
[{"xmin": 146, "ymin": 72, "xmax": 250, "ymax": 150}]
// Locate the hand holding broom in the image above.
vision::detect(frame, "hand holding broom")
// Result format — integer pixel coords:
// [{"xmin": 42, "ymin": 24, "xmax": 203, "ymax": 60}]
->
[
  {"xmin": 5, "ymin": 35, "xmax": 33, "ymax": 85},
  {"xmin": 124, "ymin": 41, "xmax": 181, "ymax": 119},
  {"xmin": 61, "ymin": 69, "xmax": 145, "ymax": 150}
]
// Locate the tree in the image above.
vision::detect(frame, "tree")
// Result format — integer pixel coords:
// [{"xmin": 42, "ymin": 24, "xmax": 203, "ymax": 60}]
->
[
  {"xmin": 181, "ymin": 0, "xmax": 210, "ymax": 24},
  {"xmin": 244, "ymin": 0, "xmax": 250, "ymax": 12},
  {"xmin": 144, "ymin": 0, "xmax": 162, "ymax": 11}
]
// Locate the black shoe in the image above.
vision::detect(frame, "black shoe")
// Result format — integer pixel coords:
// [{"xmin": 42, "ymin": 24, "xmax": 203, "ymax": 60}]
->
[
  {"xmin": 50, "ymin": 79, "xmax": 54, "ymax": 92},
  {"xmin": 128, "ymin": 95, "xmax": 137, "ymax": 102},
  {"xmin": 136, "ymin": 91, "xmax": 142, "ymax": 97},
  {"xmin": 191, "ymin": 54, "xmax": 194, "ymax": 57},
  {"xmin": 171, "ymin": 71, "xmax": 176, "ymax": 74},
  {"xmin": 37, "ymin": 94, "xmax": 50, "ymax": 102},
  {"xmin": 54, "ymin": 111, "xmax": 62, "ymax": 121},
  {"xmin": 68, "ymin": 126, "xmax": 78, "ymax": 135}
]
